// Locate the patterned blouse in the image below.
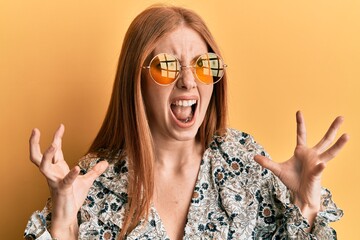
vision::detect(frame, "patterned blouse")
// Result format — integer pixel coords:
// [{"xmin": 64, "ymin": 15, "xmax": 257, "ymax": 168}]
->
[{"xmin": 24, "ymin": 128, "xmax": 342, "ymax": 240}]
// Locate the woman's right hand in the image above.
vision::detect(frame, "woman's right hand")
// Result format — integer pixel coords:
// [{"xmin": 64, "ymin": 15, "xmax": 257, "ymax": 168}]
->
[{"xmin": 29, "ymin": 124, "xmax": 109, "ymax": 239}]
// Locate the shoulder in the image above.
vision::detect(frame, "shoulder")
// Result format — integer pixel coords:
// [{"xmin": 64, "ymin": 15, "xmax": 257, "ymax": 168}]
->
[
  {"xmin": 206, "ymin": 128, "xmax": 271, "ymax": 186},
  {"xmin": 77, "ymin": 154, "xmax": 129, "ymax": 235},
  {"xmin": 205, "ymin": 129, "xmax": 275, "ymax": 228},
  {"xmin": 79, "ymin": 153, "xmax": 128, "ymax": 177},
  {"xmin": 210, "ymin": 128, "xmax": 268, "ymax": 159},
  {"xmin": 78, "ymin": 154, "xmax": 129, "ymax": 203}
]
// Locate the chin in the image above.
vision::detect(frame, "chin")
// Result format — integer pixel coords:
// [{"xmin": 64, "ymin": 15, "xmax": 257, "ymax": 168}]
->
[
  {"xmin": 173, "ymin": 131, "xmax": 198, "ymax": 142},
  {"xmin": 167, "ymin": 124, "xmax": 200, "ymax": 142}
]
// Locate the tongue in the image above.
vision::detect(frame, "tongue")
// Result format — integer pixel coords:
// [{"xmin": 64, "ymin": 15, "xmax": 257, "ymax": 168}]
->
[{"xmin": 171, "ymin": 105, "xmax": 193, "ymax": 121}]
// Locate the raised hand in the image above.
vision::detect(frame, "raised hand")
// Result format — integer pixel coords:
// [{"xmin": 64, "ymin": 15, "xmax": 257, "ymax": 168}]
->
[
  {"xmin": 29, "ymin": 125, "xmax": 108, "ymax": 239},
  {"xmin": 254, "ymin": 111, "xmax": 349, "ymax": 226}
]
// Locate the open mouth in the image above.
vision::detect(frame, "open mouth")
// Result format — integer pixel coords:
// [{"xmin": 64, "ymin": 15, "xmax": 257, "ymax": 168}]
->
[{"xmin": 170, "ymin": 99, "xmax": 197, "ymax": 124}]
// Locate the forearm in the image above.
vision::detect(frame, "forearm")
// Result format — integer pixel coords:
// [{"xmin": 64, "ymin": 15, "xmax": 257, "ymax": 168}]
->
[{"xmin": 49, "ymin": 193, "xmax": 80, "ymax": 240}]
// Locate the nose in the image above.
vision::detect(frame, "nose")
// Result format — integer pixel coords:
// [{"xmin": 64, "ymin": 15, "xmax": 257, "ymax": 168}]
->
[{"xmin": 175, "ymin": 66, "xmax": 197, "ymax": 90}]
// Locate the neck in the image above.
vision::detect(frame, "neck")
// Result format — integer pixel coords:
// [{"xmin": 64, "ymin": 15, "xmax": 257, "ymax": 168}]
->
[{"xmin": 152, "ymin": 135, "xmax": 203, "ymax": 172}]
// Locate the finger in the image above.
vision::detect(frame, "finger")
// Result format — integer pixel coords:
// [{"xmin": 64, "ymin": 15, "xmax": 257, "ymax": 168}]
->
[
  {"xmin": 320, "ymin": 133, "xmax": 349, "ymax": 162},
  {"xmin": 314, "ymin": 116, "xmax": 344, "ymax": 152},
  {"xmin": 296, "ymin": 111, "xmax": 307, "ymax": 146},
  {"xmin": 62, "ymin": 166, "xmax": 80, "ymax": 186},
  {"xmin": 52, "ymin": 124, "xmax": 65, "ymax": 164},
  {"xmin": 52, "ymin": 124, "xmax": 65, "ymax": 147},
  {"xmin": 312, "ymin": 162, "xmax": 326, "ymax": 177},
  {"xmin": 254, "ymin": 155, "xmax": 282, "ymax": 177},
  {"xmin": 29, "ymin": 128, "xmax": 42, "ymax": 166},
  {"xmin": 40, "ymin": 143, "xmax": 57, "ymax": 173},
  {"xmin": 84, "ymin": 161, "xmax": 109, "ymax": 182}
]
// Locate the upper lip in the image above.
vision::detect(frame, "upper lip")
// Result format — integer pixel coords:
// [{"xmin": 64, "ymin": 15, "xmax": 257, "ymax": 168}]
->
[{"xmin": 170, "ymin": 95, "xmax": 199, "ymax": 104}]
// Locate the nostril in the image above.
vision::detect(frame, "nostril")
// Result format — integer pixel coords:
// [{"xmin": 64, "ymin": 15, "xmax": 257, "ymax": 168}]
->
[{"xmin": 176, "ymin": 69, "xmax": 197, "ymax": 89}]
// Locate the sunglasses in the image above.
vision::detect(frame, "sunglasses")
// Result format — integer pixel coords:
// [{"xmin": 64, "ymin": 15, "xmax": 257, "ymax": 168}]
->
[{"xmin": 142, "ymin": 52, "xmax": 227, "ymax": 85}]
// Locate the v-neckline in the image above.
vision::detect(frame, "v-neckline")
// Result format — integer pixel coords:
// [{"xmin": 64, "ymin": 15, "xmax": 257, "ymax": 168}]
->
[{"xmin": 149, "ymin": 147, "xmax": 211, "ymax": 239}]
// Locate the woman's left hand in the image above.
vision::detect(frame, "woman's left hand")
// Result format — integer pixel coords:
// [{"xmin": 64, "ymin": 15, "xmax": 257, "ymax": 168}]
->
[{"xmin": 254, "ymin": 111, "xmax": 349, "ymax": 226}]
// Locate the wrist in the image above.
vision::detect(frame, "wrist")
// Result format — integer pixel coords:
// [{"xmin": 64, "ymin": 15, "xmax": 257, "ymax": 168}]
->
[
  {"xmin": 50, "ymin": 222, "xmax": 78, "ymax": 240},
  {"xmin": 293, "ymin": 194, "xmax": 320, "ymax": 211},
  {"xmin": 293, "ymin": 197, "xmax": 320, "ymax": 229},
  {"xmin": 295, "ymin": 202, "xmax": 319, "ymax": 217}
]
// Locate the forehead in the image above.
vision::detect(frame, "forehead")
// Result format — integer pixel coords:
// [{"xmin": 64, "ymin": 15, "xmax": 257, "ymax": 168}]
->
[{"xmin": 152, "ymin": 26, "xmax": 208, "ymax": 59}]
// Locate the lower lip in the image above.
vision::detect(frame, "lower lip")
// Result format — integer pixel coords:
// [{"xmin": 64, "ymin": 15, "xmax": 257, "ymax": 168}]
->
[{"xmin": 170, "ymin": 105, "xmax": 197, "ymax": 128}]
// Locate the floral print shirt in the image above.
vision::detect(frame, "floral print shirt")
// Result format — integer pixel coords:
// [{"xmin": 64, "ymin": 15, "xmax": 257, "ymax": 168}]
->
[{"xmin": 24, "ymin": 128, "xmax": 342, "ymax": 240}]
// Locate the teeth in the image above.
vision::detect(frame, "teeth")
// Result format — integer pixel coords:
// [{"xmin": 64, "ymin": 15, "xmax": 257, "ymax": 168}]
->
[{"xmin": 173, "ymin": 100, "xmax": 197, "ymax": 107}]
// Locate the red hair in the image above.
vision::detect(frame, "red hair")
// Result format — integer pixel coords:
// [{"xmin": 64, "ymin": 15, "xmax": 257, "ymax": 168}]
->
[{"xmin": 88, "ymin": 5, "xmax": 228, "ymax": 238}]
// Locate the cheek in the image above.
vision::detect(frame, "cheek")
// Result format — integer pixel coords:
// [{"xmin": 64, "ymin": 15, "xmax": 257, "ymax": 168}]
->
[
  {"xmin": 195, "ymin": 67, "xmax": 214, "ymax": 84},
  {"xmin": 142, "ymin": 77, "xmax": 171, "ymax": 115},
  {"xmin": 150, "ymin": 66, "xmax": 177, "ymax": 85},
  {"xmin": 143, "ymin": 74, "xmax": 158, "ymax": 102},
  {"xmin": 200, "ymin": 85, "xmax": 214, "ymax": 108}
]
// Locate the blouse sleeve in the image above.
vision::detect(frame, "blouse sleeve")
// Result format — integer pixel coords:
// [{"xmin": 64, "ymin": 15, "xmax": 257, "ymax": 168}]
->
[
  {"xmin": 214, "ymin": 129, "xmax": 343, "ymax": 239},
  {"xmin": 23, "ymin": 156, "xmax": 93, "ymax": 240},
  {"xmin": 262, "ymin": 171, "xmax": 343, "ymax": 239},
  {"xmin": 24, "ymin": 199, "xmax": 53, "ymax": 240},
  {"xmin": 251, "ymin": 135, "xmax": 343, "ymax": 239},
  {"xmin": 23, "ymin": 155, "xmax": 108, "ymax": 240}
]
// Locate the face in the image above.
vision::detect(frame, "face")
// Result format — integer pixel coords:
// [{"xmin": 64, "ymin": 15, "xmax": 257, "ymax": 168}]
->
[{"xmin": 142, "ymin": 26, "xmax": 213, "ymax": 143}]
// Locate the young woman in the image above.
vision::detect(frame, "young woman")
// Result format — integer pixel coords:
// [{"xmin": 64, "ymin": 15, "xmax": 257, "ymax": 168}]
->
[{"xmin": 25, "ymin": 5, "xmax": 348, "ymax": 240}]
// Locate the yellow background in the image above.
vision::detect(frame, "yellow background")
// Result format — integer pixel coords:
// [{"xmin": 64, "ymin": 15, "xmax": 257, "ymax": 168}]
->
[{"xmin": 1, "ymin": 0, "xmax": 359, "ymax": 239}]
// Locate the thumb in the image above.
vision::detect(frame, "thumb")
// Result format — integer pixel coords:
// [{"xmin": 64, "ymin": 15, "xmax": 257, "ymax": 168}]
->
[
  {"xmin": 312, "ymin": 162, "xmax": 326, "ymax": 177},
  {"xmin": 85, "ymin": 161, "xmax": 109, "ymax": 182},
  {"xmin": 254, "ymin": 155, "xmax": 281, "ymax": 177},
  {"xmin": 63, "ymin": 166, "xmax": 81, "ymax": 186}
]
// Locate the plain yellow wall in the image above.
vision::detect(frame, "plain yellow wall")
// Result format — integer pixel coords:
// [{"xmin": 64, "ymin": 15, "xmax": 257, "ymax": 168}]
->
[{"xmin": 1, "ymin": 0, "xmax": 359, "ymax": 239}]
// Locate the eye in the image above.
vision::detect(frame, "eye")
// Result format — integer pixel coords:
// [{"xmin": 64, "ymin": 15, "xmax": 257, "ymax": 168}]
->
[
  {"xmin": 196, "ymin": 58, "xmax": 204, "ymax": 68},
  {"xmin": 166, "ymin": 60, "xmax": 178, "ymax": 70},
  {"xmin": 151, "ymin": 58, "xmax": 161, "ymax": 70}
]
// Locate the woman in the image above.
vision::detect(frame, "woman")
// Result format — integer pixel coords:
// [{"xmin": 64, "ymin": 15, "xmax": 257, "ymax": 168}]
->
[{"xmin": 25, "ymin": 5, "xmax": 348, "ymax": 240}]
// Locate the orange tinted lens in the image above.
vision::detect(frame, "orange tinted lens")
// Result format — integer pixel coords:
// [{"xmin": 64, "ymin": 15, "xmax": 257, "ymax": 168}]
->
[
  {"xmin": 149, "ymin": 53, "xmax": 180, "ymax": 85},
  {"xmin": 195, "ymin": 53, "xmax": 224, "ymax": 84}
]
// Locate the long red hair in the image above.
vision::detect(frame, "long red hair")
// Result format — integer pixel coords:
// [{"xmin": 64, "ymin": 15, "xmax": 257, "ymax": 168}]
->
[{"xmin": 88, "ymin": 5, "xmax": 228, "ymax": 238}]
